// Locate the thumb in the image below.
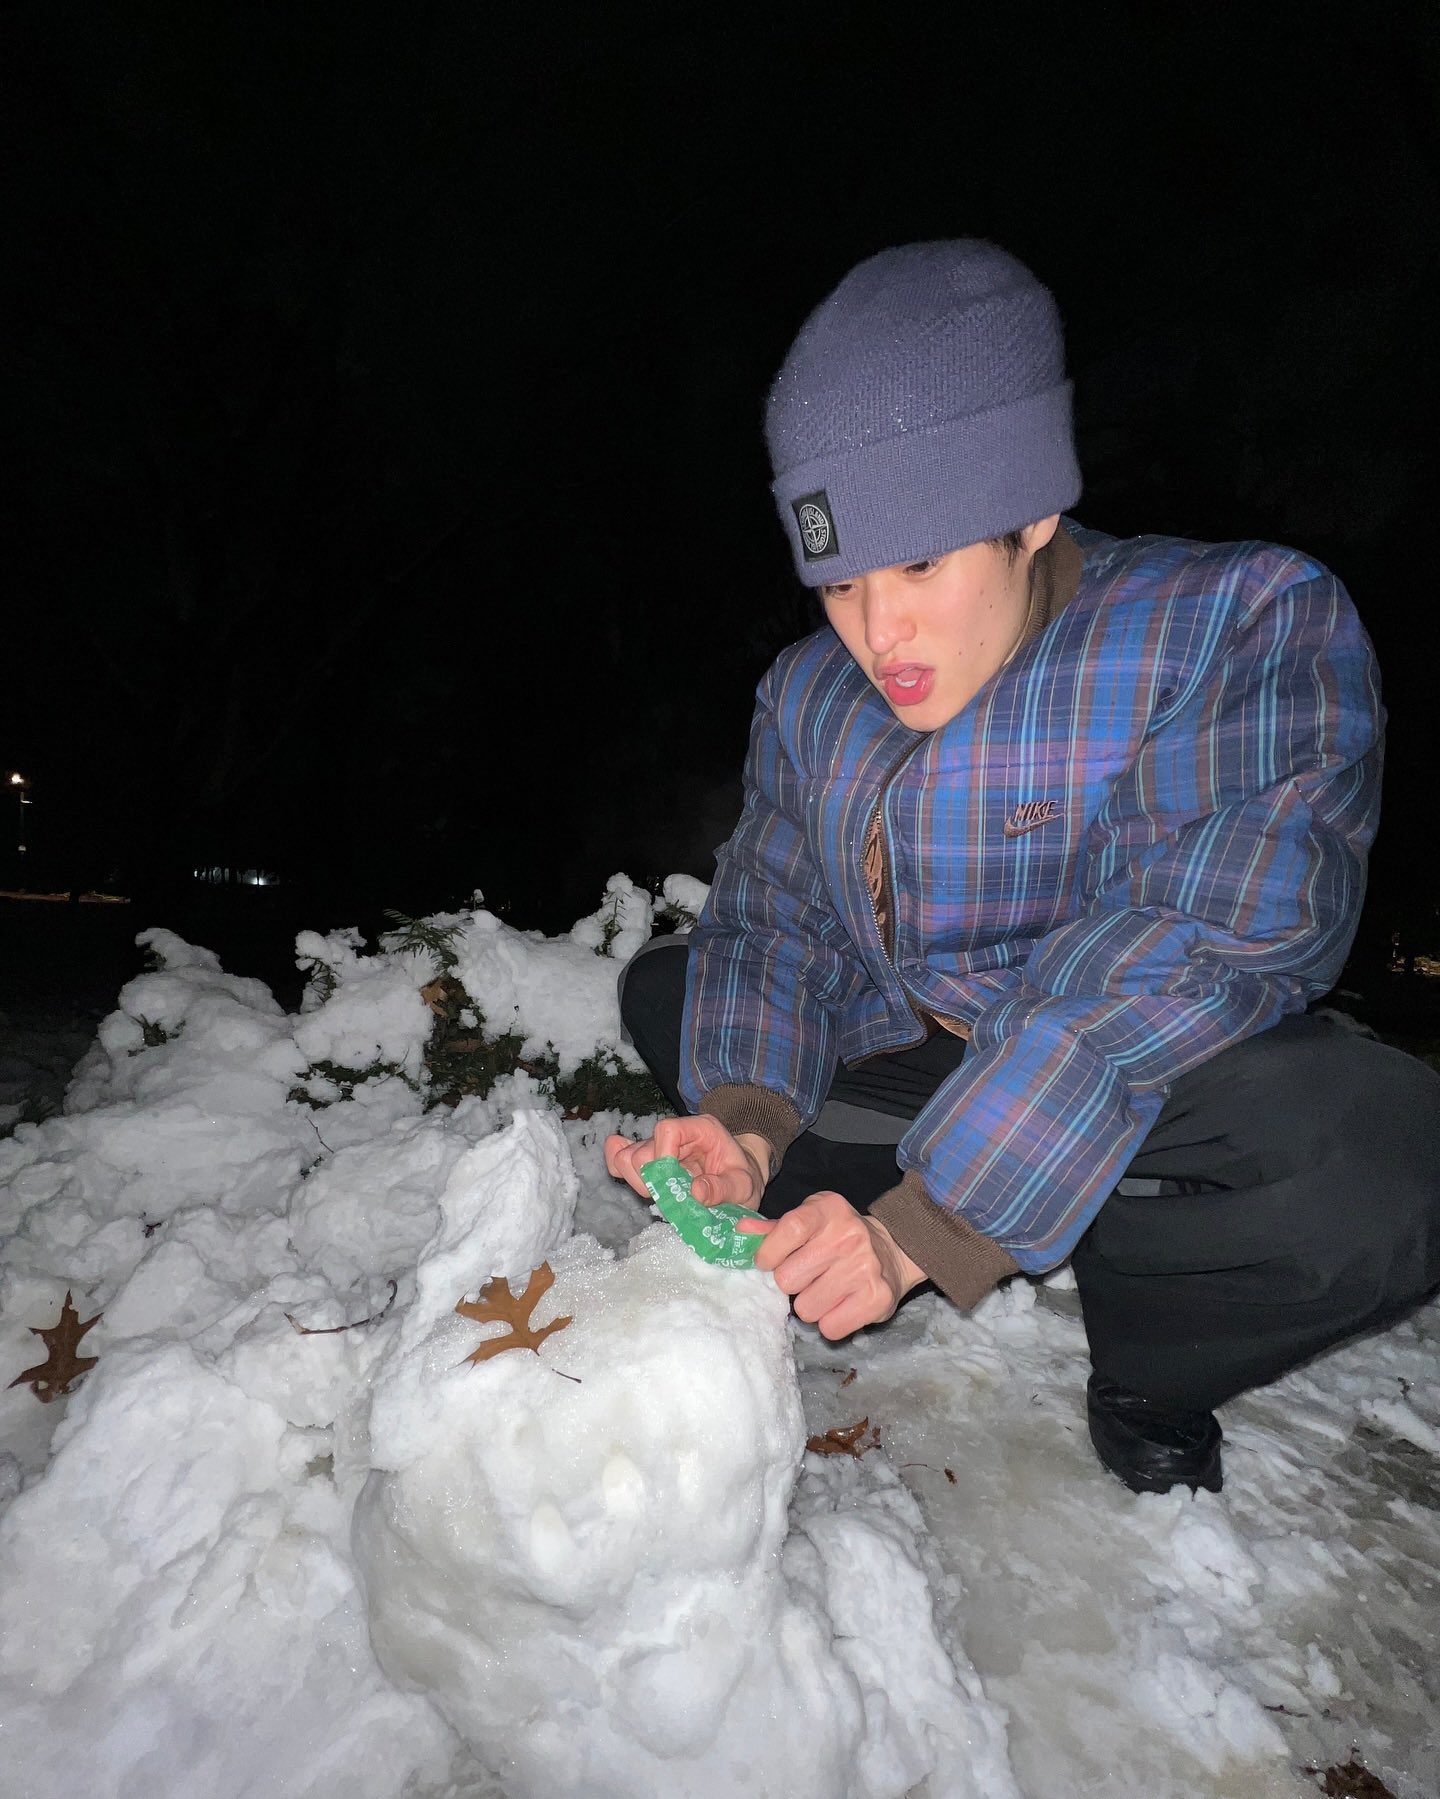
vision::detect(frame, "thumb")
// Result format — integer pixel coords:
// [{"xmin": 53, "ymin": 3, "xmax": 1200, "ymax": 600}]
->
[
  {"xmin": 692, "ymin": 1165, "xmax": 760, "ymax": 1209},
  {"xmin": 734, "ymin": 1214, "xmax": 774, "ymax": 1235}
]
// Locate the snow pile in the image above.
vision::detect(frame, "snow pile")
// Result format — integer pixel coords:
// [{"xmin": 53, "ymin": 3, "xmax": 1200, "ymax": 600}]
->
[
  {"xmin": 0, "ymin": 879, "xmax": 1012, "ymax": 1799},
  {"xmin": 1, "ymin": 879, "xmax": 1437, "ymax": 1799},
  {"xmin": 425, "ymin": 874, "xmax": 661, "ymax": 1074},
  {"xmin": 291, "ymin": 923, "xmax": 435, "ymax": 1084},
  {"xmin": 806, "ymin": 1277, "xmax": 1440, "ymax": 1798},
  {"xmin": 358, "ymin": 1205, "xmax": 1012, "ymax": 1799},
  {"xmin": 287, "ymin": 1084, "xmax": 567, "ymax": 1315},
  {"xmin": 0, "ymin": 1333, "xmax": 450, "ymax": 1799}
]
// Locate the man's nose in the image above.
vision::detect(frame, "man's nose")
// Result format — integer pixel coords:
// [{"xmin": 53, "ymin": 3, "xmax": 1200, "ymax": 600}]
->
[{"xmin": 863, "ymin": 582, "xmax": 915, "ymax": 655}]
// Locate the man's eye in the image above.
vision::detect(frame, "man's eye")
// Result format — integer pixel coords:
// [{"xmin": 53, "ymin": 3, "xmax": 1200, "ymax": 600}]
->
[
  {"xmin": 904, "ymin": 558, "xmax": 939, "ymax": 576},
  {"xmin": 821, "ymin": 583, "xmax": 854, "ymax": 600}
]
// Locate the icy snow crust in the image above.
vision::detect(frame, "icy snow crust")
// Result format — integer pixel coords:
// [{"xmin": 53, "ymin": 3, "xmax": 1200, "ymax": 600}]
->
[{"xmin": 1, "ymin": 882, "xmax": 1436, "ymax": 1799}]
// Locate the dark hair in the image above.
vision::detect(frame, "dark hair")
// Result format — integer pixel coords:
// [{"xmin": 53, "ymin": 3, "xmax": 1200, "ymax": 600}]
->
[{"xmin": 989, "ymin": 528, "xmax": 1027, "ymax": 563}]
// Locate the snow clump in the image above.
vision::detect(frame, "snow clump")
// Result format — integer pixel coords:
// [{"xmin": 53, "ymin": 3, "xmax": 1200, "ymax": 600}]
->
[
  {"xmin": 357, "ymin": 1212, "xmax": 1011, "ymax": 1798},
  {"xmin": 0, "ymin": 876, "xmax": 1013, "ymax": 1799}
]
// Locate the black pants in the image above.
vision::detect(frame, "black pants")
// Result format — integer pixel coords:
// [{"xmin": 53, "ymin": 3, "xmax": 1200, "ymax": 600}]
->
[{"xmin": 620, "ymin": 939, "xmax": 1440, "ymax": 1413}]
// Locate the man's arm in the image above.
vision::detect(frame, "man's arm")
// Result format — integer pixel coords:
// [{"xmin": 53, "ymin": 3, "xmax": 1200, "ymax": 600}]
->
[{"xmin": 682, "ymin": 654, "xmax": 874, "ymax": 1163}]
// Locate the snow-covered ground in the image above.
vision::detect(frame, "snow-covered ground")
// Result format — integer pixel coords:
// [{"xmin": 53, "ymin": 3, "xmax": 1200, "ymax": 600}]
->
[{"xmin": 1, "ymin": 881, "xmax": 1435, "ymax": 1799}]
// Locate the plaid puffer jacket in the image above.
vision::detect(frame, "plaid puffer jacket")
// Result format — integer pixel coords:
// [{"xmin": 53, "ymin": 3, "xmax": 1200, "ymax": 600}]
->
[{"xmin": 682, "ymin": 523, "xmax": 1383, "ymax": 1273}]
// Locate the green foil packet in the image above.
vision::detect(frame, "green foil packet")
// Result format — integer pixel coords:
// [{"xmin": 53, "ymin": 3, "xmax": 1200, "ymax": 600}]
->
[{"xmin": 639, "ymin": 1156, "xmax": 763, "ymax": 1269}]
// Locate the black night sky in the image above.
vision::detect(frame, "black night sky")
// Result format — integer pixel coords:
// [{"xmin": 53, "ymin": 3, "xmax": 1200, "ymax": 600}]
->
[{"xmin": 6, "ymin": 2, "xmax": 1439, "ymax": 991}]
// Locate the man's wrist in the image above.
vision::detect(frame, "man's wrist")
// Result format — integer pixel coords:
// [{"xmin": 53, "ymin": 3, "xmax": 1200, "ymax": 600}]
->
[
  {"xmin": 893, "ymin": 1244, "xmax": 928, "ymax": 1291},
  {"xmin": 733, "ymin": 1131, "xmax": 775, "ymax": 1203},
  {"xmin": 697, "ymin": 1087, "xmax": 802, "ymax": 1164},
  {"xmin": 869, "ymin": 1170, "xmax": 1020, "ymax": 1310},
  {"xmin": 866, "ymin": 1214, "xmax": 928, "ymax": 1297}
]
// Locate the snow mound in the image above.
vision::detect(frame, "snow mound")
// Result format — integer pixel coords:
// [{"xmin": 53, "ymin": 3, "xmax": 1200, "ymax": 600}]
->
[
  {"xmin": 0, "ymin": 1336, "xmax": 453, "ymax": 1798},
  {"xmin": 288, "ymin": 1082, "xmax": 570, "ymax": 1308},
  {"xmin": 450, "ymin": 888, "xmax": 650, "ymax": 1074},
  {"xmin": 357, "ymin": 1218, "xmax": 1010, "ymax": 1799},
  {"xmin": 4, "ymin": 879, "xmax": 1434, "ymax": 1799}
]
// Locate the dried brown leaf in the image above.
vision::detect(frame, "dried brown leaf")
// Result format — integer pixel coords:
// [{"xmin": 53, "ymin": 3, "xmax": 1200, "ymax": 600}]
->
[
  {"xmin": 8, "ymin": 1290, "xmax": 102, "ymax": 1402},
  {"xmin": 1304, "ymin": 1761, "xmax": 1397, "ymax": 1799},
  {"xmin": 456, "ymin": 1263, "xmax": 572, "ymax": 1363},
  {"xmin": 806, "ymin": 1417, "xmax": 880, "ymax": 1458}
]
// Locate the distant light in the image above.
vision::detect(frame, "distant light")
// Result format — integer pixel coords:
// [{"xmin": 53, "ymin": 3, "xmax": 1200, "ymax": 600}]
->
[
  {"xmin": 7, "ymin": 773, "xmax": 24, "ymax": 786},
  {"xmin": 189, "ymin": 864, "xmax": 278, "ymax": 886}
]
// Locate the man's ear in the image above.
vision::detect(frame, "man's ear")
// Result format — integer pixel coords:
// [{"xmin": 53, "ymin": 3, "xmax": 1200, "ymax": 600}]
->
[{"xmin": 1021, "ymin": 514, "xmax": 1061, "ymax": 555}]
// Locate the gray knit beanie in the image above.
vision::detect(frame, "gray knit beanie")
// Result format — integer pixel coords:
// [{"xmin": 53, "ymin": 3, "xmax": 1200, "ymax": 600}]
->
[{"xmin": 765, "ymin": 240, "xmax": 1082, "ymax": 586}]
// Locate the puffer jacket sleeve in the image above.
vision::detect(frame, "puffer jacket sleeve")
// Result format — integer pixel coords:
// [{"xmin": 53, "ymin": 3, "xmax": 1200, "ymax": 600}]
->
[
  {"xmin": 681, "ymin": 655, "xmax": 874, "ymax": 1145},
  {"xmin": 896, "ymin": 561, "xmax": 1383, "ymax": 1275}
]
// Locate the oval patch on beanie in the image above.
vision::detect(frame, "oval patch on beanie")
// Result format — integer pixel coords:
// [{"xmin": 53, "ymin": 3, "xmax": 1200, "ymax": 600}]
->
[{"xmin": 793, "ymin": 491, "xmax": 839, "ymax": 561}]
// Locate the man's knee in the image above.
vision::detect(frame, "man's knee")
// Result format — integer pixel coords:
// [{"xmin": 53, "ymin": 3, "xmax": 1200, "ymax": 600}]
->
[
  {"xmin": 617, "ymin": 935, "xmax": 690, "ymax": 1042},
  {"xmin": 1104, "ymin": 1016, "xmax": 1440, "ymax": 1306},
  {"xmin": 1328, "ymin": 1048, "xmax": 1440, "ymax": 1317},
  {"xmin": 1174, "ymin": 1013, "xmax": 1440, "ymax": 1189},
  {"xmin": 1297, "ymin": 1028, "xmax": 1440, "ymax": 1278}
]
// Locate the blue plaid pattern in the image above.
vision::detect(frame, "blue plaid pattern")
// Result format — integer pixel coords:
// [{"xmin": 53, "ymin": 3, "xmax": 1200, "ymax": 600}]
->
[{"xmin": 682, "ymin": 525, "xmax": 1383, "ymax": 1271}]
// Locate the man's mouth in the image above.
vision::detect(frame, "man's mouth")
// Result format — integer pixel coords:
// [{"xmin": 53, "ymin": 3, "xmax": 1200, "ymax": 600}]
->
[{"xmin": 876, "ymin": 664, "xmax": 935, "ymax": 708}]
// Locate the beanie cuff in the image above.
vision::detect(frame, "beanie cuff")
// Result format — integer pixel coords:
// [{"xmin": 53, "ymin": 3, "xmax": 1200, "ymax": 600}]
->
[{"xmin": 770, "ymin": 382, "xmax": 1082, "ymax": 588}]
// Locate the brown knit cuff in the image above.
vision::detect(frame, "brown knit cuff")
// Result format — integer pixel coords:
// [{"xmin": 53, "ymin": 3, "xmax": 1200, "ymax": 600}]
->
[
  {"xmin": 870, "ymin": 1169, "xmax": 1021, "ymax": 1310},
  {"xmin": 696, "ymin": 1085, "xmax": 804, "ymax": 1168}
]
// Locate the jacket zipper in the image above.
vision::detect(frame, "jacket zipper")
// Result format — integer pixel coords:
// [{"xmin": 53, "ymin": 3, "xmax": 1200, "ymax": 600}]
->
[
  {"xmin": 863, "ymin": 741, "xmax": 930, "ymax": 1037},
  {"xmin": 866, "ymin": 799, "xmax": 895, "ymax": 961}
]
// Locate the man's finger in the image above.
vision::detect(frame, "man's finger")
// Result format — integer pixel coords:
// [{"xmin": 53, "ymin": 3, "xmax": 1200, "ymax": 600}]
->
[
  {"xmin": 751, "ymin": 1202, "xmax": 828, "ymax": 1274},
  {"xmin": 693, "ymin": 1167, "xmax": 752, "ymax": 1209},
  {"xmin": 653, "ymin": 1116, "xmax": 721, "ymax": 1167},
  {"xmin": 735, "ymin": 1215, "xmax": 774, "ymax": 1236},
  {"xmin": 603, "ymin": 1135, "xmax": 657, "ymax": 1197},
  {"xmin": 765, "ymin": 1203, "xmax": 872, "ymax": 1289},
  {"xmin": 817, "ymin": 1292, "xmax": 879, "ymax": 1340},
  {"xmin": 789, "ymin": 1267, "xmax": 856, "ymax": 1325},
  {"xmin": 811, "ymin": 1267, "xmax": 897, "ymax": 1338},
  {"xmin": 651, "ymin": 1116, "xmax": 694, "ymax": 1161},
  {"xmin": 603, "ymin": 1135, "xmax": 632, "ymax": 1179}
]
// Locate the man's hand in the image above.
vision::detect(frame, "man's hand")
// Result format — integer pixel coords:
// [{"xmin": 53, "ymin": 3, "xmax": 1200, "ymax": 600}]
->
[
  {"xmin": 604, "ymin": 1114, "xmax": 769, "ymax": 1212},
  {"xmin": 737, "ymin": 1191, "xmax": 927, "ymax": 1339}
]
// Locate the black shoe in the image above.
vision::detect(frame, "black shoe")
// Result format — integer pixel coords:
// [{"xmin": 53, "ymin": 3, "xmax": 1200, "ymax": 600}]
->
[{"xmin": 1086, "ymin": 1373, "xmax": 1223, "ymax": 1494}]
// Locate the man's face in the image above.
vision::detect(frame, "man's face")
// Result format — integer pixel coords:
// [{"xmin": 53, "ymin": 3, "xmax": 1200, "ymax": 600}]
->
[{"xmin": 820, "ymin": 516, "xmax": 1058, "ymax": 731}]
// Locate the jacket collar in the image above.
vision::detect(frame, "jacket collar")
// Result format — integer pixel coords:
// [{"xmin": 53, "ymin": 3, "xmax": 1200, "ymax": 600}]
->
[{"xmin": 1025, "ymin": 521, "xmax": 1083, "ymax": 647}]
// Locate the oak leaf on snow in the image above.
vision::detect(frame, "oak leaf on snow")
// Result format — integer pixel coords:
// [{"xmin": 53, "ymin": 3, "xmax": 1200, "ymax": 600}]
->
[
  {"xmin": 455, "ymin": 1263, "xmax": 572, "ymax": 1363},
  {"xmin": 9, "ymin": 1290, "xmax": 102, "ymax": 1403}
]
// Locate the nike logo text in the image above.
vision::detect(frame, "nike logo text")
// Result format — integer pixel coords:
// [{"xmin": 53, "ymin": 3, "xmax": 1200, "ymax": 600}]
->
[{"xmin": 1002, "ymin": 799, "xmax": 1062, "ymax": 838}]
